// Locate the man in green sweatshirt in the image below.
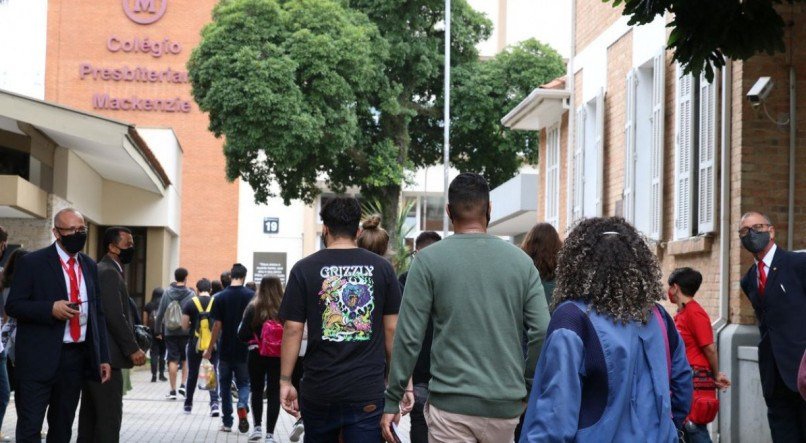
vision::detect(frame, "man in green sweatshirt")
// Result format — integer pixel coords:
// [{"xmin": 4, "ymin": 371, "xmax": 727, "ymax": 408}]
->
[{"xmin": 381, "ymin": 173, "xmax": 551, "ymax": 443}]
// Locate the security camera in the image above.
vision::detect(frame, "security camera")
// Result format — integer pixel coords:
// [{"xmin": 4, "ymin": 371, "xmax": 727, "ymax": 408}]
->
[{"xmin": 747, "ymin": 77, "xmax": 773, "ymax": 106}]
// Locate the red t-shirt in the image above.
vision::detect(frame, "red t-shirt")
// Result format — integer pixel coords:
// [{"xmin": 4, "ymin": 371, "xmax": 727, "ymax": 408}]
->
[{"xmin": 673, "ymin": 299, "xmax": 713, "ymax": 370}]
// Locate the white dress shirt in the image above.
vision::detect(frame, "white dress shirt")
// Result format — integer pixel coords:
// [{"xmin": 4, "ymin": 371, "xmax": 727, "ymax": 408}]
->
[{"xmin": 56, "ymin": 242, "xmax": 88, "ymax": 343}]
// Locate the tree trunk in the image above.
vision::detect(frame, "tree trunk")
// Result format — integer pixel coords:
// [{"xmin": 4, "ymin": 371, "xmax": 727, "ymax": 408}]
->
[{"xmin": 363, "ymin": 183, "xmax": 401, "ymax": 246}]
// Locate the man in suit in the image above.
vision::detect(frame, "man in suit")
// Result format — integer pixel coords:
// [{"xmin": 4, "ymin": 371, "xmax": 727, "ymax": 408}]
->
[
  {"xmin": 739, "ymin": 211, "xmax": 806, "ymax": 442},
  {"xmin": 77, "ymin": 226, "xmax": 146, "ymax": 442},
  {"xmin": 6, "ymin": 208, "xmax": 111, "ymax": 443}
]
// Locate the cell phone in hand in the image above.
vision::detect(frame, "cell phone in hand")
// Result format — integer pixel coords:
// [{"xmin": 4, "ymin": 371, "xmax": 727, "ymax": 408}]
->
[{"xmin": 67, "ymin": 302, "xmax": 80, "ymax": 311}]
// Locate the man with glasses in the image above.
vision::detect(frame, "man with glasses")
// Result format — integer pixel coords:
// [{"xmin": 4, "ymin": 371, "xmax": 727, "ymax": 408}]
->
[
  {"xmin": 6, "ymin": 208, "xmax": 111, "ymax": 443},
  {"xmin": 739, "ymin": 211, "xmax": 806, "ymax": 441}
]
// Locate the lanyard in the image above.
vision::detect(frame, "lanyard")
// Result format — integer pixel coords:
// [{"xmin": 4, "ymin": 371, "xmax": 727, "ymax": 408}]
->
[{"xmin": 59, "ymin": 257, "xmax": 84, "ymax": 297}]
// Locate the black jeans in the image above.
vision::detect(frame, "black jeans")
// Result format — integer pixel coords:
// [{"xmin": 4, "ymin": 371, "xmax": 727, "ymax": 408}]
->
[
  {"xmin": 77, "ymin": 369, "xmax": 124, "ymax": 443},
  {"xmin": 410, "ymin": 383, "xmax": 429, "ymax": 443},
  {"xmin": 150, "ymin": 336, "xmax": 165, "ymax": 376},
  {"xmin": 185, "ymin": 339, "xmax": 219, "ymax": 409},
  {"xmin": 247, "ymin": 350, "xmax": 303, "ymax": 432}
]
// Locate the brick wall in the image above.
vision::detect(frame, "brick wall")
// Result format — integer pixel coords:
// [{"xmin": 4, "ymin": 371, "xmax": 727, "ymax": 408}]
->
[
  {"xmin": 603, "ymin": 32, "xmax": 631, "ymax": 216},
  {"xmin": 45, "ymin": 0, "xmax": 239, "ymax": 283},
  {"xmin": 2, "ymin": 194, "xmax": 72, "ymax": 251},
  {"xmin": 576, "ymin": 0, "xmax": 624, "ymax": 55}
]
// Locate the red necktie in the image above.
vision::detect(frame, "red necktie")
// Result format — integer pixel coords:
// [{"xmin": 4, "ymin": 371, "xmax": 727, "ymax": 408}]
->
[
  {"xmin": 758, "ymin": 261, "xmax": 767, "ymax": 297},
  {"xmin": 66, "ymin": 257, "xmax": 81, "ymax": 342}
]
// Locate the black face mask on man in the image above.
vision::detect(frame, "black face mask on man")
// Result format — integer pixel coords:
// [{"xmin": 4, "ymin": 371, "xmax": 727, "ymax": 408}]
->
[
  {"xmin": 60, "ymin": 231, "xmax": 87, "ymax": 255},
  {"xmin": 741, "ymin": 229, "xmax": 771, "ymax": 254},
  {"xmin": 118, "ymin": 247, "xmax": 135, "ymax": 265}
]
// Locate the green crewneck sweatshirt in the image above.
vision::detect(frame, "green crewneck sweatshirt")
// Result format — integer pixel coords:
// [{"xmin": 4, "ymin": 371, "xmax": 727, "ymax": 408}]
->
[{"xmin": 384, "ymin": 233, "xmax": 550, "ymax": 418}]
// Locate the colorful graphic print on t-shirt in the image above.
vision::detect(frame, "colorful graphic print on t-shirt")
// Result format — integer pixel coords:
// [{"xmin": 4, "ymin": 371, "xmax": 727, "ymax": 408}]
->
[{"xmin": 318, "ymin": 265, "xmax": 375, "ymax": 342}]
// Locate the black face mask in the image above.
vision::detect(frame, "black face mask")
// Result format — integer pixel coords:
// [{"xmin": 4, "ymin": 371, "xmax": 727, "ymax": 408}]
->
[
  {"xmin": 118, "ymin": 247, "xmax": 135, "ymax": 265},
  {"xmin": 741, "ymin": 229, "xmax": 771, "ymax": 254},
  {"xmin": 60, "ymin": 232, "xmax": 87, "ymax": 255}
]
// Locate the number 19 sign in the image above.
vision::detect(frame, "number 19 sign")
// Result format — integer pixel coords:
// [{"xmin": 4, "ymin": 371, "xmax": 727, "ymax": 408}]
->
[{"xmin": 263, "ymin": 217, "xmax": 279, "ymax": 234}]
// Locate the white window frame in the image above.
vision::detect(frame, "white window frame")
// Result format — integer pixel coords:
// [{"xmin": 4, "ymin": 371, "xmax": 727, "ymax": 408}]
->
[
  {"xmin": 623, "ymin": 69, "xmax": 637, "ymax": 224},
  {"xmin": 674, "ymin": 66, "xmax": 695, "ymax": 240},
  {"xmin": 698, "ymin": 72, "xmax": 718, "ymax": 234},
  {"xmin": 545, "ymin": 123, "xmax": 561, "ymax": 228},
  {"xmin": 571, "ymin": 88, "xmax": 605, "ymax": 224},
  {"xmin": 649, "ymin": 50, "xmax": 666, "ymax": 241}
]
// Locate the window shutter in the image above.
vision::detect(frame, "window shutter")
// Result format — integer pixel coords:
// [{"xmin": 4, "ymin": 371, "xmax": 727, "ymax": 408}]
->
[
  {"xmin": 595, "ymin": 88, "xmax": 605, "ymax": 217},
  {"xmin": 649, "ymin": 50, "xmax": 666, "ymax": 241},
  {"xmin": 572, "ymin": 106, "xmax": 585, "ymax": 223},
  {"xmin": 545, "ymin": 124, "xmax": 560, "ymax": 228},
  {"xmin": 674, "ymin": 65, "xmax": 695, "ymax": 239},
  {"xmin": 623, "ymin": 70, "xmax": 637, "ymax": 223},
  {"xmin": 698, "ymin": 72, "xmax": 718, "ymax": 233}
]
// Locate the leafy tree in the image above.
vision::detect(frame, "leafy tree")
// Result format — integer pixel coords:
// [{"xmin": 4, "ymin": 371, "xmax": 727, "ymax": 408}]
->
[
  {"xmin": 189, "ymin": 0, "xmax": 564, "ymax": 236},
  {"xmin": 605, "ymin": 0, "xmax": 803, "ymax": 81}
]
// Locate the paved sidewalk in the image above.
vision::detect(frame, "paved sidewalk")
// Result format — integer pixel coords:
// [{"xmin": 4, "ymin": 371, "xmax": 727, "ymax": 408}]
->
[{"xmin": 0, "ymin": 367, "xmax": 410, "ymax": 442}]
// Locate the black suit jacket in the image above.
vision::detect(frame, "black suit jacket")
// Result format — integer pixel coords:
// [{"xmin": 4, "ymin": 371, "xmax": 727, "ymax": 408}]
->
[
  {"xmin": 6, "ymin": 244, "xmax": 110, "ymax": 382},
  {"xmin": 741, "ymin": 247, "xmax": 806, "ymax": 397},
  {"xmin": 97, "ymin": 256, "xmax": 138, "ymax": 369}
]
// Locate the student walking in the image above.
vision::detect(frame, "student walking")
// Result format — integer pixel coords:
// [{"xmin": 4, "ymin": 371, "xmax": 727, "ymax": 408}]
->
[
  {"xmin": 156, "ymin": 268, "xmax": 194, "ymax": 399},
  {"xmin": 204, "ymin": 263, "xmax": 254, "ymax": 434},
  {"xmin": 143, "ymin": 287, "xmax": 167, "ymax": 382},
  {"xmin": 279, "ymin": 197, "xmax": 401, "ymax": 441},
  {"xmin": 238, "ymin": 276, "xmax": 285, "ymax": 442},
  {"xmin": 382, "ymin": 173, "xmax": 550, "ymax": 443},
  {"xmin": 519, "ymin": 217, "xmax": 693, "ymax": 442},
  {"xmin": 668, "ymin": 268, "xmax": 731, "ymax": 442},
  {"xmin": 181, "ymin": 278, "xmax": 220, "ymax": 417}
]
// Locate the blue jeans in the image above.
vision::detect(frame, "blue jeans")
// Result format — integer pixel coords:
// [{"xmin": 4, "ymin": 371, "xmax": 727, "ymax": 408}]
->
[
  {"xmin": 0, "ymin": 352, "xmax": 8, "ymax": 429},
  {"xmin": 217, "ymin": 360, "xmax": 249, "ymax": 428},
  {"xmin": 300, "ymin": 396, "xmax": 384, "ymax": 442},
  {"xmin": 683, "ymin": 421, "xmax": 712, "ymax": 443}
]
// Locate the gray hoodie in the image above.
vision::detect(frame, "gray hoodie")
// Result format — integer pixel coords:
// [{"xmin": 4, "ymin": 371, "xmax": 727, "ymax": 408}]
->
[{"xmin": 155, "ymin": 284, "xmax": 194, "ymax": 337}]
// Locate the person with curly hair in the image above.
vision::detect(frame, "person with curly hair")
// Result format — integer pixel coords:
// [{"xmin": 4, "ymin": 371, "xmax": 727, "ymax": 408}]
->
[{"xmin": 519, "ymin": 217, "xmax": 693, "ymax": 442}]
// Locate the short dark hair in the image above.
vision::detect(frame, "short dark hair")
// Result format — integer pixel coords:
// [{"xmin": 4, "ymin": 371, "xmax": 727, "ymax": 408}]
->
[
  {"xmin": 0, "ymin": 225, "xmax": 7, "ymax": 243},
  {"xmin": 151, "ymin": 287, "xmax": 164, "ymax": 299},
  {"xmin": 245, "ymin": 281, "xmax": 257, "ymax": 291},
  {"xmin": 211, "ymin": 280, "xmax": 223, "ymax": 295},
  {"xmin": 231, "ymin": 263, "xmax": 247, "ymax": 280},
  {"xmin": 448, "ymin": 173, "xmax": 490, "ymax": 222},
  {"xmin": 102, "ymin": 226, "xmax": 132, "ymax": 252},
  {"xmin": 196, "ymin": 278, "xmax": 212, "ymax": 293},
  {"xmin": 415, "ymin": 231, "xmax": 442, "ymax": 250},
  {"xmin": 220, "ymin": 272, "xmax": 231, "ymax": 288},
  {"xmin": 174, "ymin": 267, "xmax": 188, "ymax": 283},
  {"xmin": 320, "ymin": 197, "xmax": 361, "ymax": 239},
  {"xmin": 668, "ymin": 267, "xmax": 703, "ymax": 297}
]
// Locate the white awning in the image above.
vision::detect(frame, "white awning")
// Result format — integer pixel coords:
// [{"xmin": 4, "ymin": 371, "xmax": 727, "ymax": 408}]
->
[
  {"xmin": 0, "ymin": 88, "xmax": 170, "ymax": 195},
  {"xmin": 488, "ymin": 173, "xmax": 539, "ymax": 236},
  {"xmin": 501, "ymin": 88, "xmax": 570, "ymax": 131}
]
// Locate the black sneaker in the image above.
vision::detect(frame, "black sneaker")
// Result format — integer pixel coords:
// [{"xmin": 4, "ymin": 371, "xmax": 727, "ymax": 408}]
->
[
  {"xmin": 159, "ymin": 374, "xmax": 168, "ymax": 382},
  {"xmin": 237, "ymin": 406, "xmax": 249, "ymax": 433},
  {"xmin": 165, "ymin": 390, "xmax": 177, "ymax": 400},
  {"xmin": 151, "ymin": 375, "xmax": 157, "ymax": 383},
  {"xmin": 178, "ymin": 385, "xmax": 186, "ymax": 397}
]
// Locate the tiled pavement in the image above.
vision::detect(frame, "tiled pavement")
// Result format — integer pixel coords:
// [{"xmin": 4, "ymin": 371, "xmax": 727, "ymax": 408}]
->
[{"xmin": 0, "ymin": 367, "xmax": 410, "ymax": 442}]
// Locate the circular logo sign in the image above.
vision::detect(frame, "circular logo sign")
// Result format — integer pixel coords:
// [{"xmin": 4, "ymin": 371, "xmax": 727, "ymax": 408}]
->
[{"xmin": 122, "ymin": 0, "xmax": 167, "ymax": 25}]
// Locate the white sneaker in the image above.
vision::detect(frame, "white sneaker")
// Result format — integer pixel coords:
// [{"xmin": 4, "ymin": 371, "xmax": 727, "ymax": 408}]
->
[
  {"xmin": 289, "ymin": 419, "xmax": 304, "ymax": 442},
  {"xmin": 248, "ymin": 426, "xmax": 263, "ymax": 441},
  {"xmin": 265, "ymin": 433, "xmax": 277, "ymax": 443},
  {"xmin": 219, "ymin": 425, "xmax": 232, "ymax": 432}
]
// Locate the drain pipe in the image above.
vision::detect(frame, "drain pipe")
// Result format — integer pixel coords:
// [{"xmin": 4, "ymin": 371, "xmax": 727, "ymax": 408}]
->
[{"xmin": 716, "ymin": 60, "xmax": 732, "ymax": 333}]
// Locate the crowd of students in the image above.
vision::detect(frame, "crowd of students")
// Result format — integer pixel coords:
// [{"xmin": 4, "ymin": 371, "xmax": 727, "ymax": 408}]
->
[{"xmin": 0, "ymin": 171, "xmax": 804, "ymax": 442}]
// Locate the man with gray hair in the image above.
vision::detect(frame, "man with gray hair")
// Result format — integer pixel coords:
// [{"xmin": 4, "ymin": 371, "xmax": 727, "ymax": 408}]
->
[
  {"xmin": 739, "ymin": 211, "xmax": 806, "ymax": 441},
  {"xmin": 6, "ymin": 208, "xmax": 111, "ymax": 443}
]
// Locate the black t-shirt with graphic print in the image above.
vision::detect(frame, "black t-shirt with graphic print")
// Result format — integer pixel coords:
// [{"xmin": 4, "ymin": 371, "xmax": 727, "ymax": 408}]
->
[{"xmin": 279, "ymin": 247, "xmax": 401, "ymax": 403}]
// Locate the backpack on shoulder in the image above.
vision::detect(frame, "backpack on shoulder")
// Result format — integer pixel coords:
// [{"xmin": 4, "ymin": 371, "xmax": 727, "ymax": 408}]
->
[
  {"xmin": 192, "ymin": 296, "xmax": 215, "ymax": 352},
  {"xmin": 258, "ymin": 319, "xmax": 283, "ymax": 357},
  {"xmin": 164, "ymin": 297, "xmax": 184, "ymax": 331}
]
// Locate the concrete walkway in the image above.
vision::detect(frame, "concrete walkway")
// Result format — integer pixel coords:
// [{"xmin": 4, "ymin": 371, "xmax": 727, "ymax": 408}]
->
[{"xmin": 1, "ymin": 367, "xmax": 410, "ymax": 442}]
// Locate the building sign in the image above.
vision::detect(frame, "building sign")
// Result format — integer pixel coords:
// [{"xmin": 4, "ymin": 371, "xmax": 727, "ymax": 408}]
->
[
  {"xmin": 263, "ymin": 217, "xmax": 280, "ymax": 234},
  {"xmin": 122, "ymin": 0, "xmax": 168, "ymax": 25},
  {"xmin": 79, "ymin": 0, "xmax": 193, "ymax": 113},
  {"xmin": 253, "ymin": 252, "xmax": 287, "ymax": 285}
]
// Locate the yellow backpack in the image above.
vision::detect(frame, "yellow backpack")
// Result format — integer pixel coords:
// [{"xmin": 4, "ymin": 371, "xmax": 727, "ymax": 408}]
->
[{"xmin": 191, "ymin": 296, "xmax": 214, "ymax": 352}]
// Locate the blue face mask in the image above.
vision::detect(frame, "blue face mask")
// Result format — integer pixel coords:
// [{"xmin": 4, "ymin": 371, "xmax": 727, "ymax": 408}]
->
[{"xmin": 741, "ymin": 229, "xmax": 770, "ymax": 254}]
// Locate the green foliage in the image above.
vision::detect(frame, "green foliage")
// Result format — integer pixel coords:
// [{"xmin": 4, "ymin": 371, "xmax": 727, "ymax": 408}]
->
[
  {"xmin": 450, "ymin": 39, "xmax": 566, "ymax": 187},
  {"xmin": 360, "ymin": 198, "xmax": 416, "ymax": 274},
  {"xmin": 604, "ymin": 0, "xmax": 804, "ymax": 81},
  {"xmin": 189, "ymin": 0, "xmax": 565, "ymax": 225}
]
